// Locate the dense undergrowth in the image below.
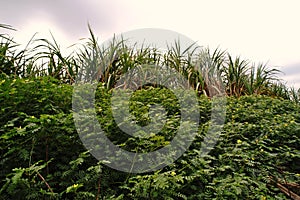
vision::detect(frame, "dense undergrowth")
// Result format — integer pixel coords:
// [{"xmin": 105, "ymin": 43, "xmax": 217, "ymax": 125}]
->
[
  {"xmin": 0, "ymin": 76, "xmax": 299, "ymax": 199},
  {"xmin": 0, "ymin": 23, "xmax": 300, "ymax": 199}
]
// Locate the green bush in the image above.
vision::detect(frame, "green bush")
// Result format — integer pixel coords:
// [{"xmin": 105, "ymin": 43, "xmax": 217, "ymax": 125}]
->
[
  {"xmin": 1, "ymin": 23, "xmax": 299, "ymax": 199},
  {"xmin": 0, "ymin": 76, "xmax": 299, "ymax": 199}
]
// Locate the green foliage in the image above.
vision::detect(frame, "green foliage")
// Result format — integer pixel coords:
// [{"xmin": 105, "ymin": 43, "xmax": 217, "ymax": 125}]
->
[
  {"xmin": 1, "ymin": 76, "xmax": 299, "ymax": 199},
  {"xmin": 0, "ymin": 23, "xmax": 300, "ymax": 199},
  {"xmin": 1, "ymin": 23, "xmax": 300, "ymax": 102}
]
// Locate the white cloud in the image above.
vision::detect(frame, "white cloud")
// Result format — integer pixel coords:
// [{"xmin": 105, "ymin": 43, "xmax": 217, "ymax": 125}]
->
[
  {"xmin": 1, "ymin": 0, "xmax": 300, "ymax": 88},
  {"xmin": 123, "ymin": 0, "xmax": 300, "ymax": 65}
]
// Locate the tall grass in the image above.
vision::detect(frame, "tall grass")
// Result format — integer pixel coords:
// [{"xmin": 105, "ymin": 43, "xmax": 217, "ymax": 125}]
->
[{"xmin": 0, "ymin": 23, "xmax": 299, "ymax": 103}]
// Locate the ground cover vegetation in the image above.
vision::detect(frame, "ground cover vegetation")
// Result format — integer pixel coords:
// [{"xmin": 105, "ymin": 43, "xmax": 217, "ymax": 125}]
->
[{"xmin": 0, "ymin": 23, "xmax": 300, "ymax": 199}]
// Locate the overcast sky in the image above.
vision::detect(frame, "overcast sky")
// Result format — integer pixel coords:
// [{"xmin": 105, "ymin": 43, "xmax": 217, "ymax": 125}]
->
[{"xmin": 1, "ymin": 0, "xmax": 300, "ymax": 88}]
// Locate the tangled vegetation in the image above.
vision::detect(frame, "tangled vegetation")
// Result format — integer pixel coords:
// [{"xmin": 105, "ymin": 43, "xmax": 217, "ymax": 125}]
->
[{"xmin": 0, "ymin": 23, "xmax": 300, "ymax": 199}]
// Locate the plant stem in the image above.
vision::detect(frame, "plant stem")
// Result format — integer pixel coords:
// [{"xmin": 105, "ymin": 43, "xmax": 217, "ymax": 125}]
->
[
  {"xmin": 96, "ymin": 174, "xmax": 101, "ymax": 200},
  {"xmin": 37, "ymin": 171, "xmax": 54, "ymax": 193}
]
